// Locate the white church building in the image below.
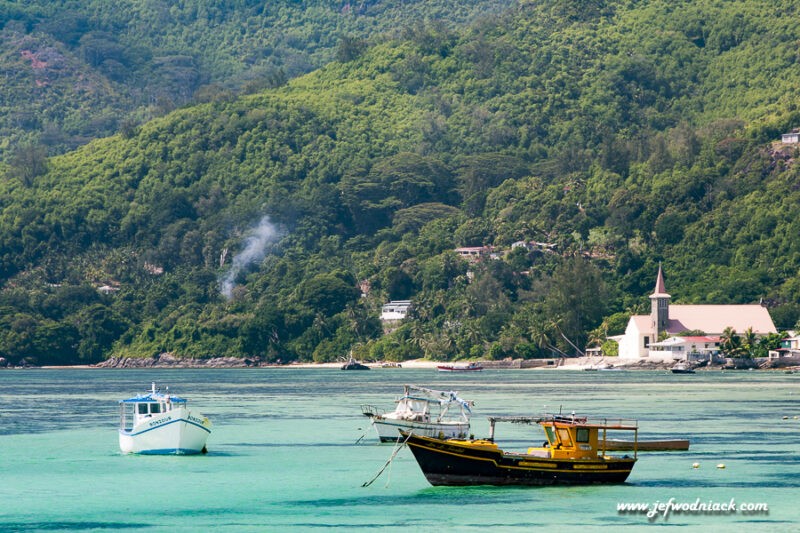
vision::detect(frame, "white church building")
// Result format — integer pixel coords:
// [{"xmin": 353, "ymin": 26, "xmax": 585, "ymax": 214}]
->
[{"xmin": 612, "ymin": 265, "xmax": 777, "ymax": 360}]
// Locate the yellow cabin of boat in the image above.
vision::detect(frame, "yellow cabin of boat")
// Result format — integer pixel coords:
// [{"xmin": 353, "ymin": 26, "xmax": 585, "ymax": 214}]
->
[{"xmin": 530, "ymin": 419, "xmax": 631, "ymax": 460}]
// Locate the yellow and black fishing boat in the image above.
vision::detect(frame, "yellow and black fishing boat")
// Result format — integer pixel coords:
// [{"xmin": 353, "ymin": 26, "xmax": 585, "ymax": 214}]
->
[{"xmin": 402, "ymin": 413, "xmax": 639, "ymax": 486}]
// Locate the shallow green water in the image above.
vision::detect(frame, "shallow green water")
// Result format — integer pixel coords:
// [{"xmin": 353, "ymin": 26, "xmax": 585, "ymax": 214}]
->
[{"xmin": 0, "ymin": 368, "xmax": 798, "ymax": 532}]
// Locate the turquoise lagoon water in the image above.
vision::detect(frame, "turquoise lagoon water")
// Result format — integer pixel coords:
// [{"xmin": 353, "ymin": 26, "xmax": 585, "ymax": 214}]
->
[{"xmin": 0, "ymin": 368, "xmax": 798, "ymax": 532}]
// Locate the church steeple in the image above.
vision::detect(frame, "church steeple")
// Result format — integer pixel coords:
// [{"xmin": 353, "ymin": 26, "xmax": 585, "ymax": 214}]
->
[{"xmin": 650, "ymin": 263, "xmax": 671, "ymax": 339}]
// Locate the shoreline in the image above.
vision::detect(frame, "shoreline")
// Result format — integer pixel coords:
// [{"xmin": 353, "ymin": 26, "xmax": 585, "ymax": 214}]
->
[{"xmin": 13, "ymin": 355, "xmax": 797, "ymax": 372}]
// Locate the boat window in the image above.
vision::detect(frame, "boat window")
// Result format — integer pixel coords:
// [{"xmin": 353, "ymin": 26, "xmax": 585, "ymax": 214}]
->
[
  {"xmin": 576, "ymin": 428, "xmax": 590, "ymax": 443},
  {"xmin": 120, "ymin": 404, "xmax": 135, "ymax": 431},
  {"xmin": 556, "ymin": 428, "xmax": 573, "ymax": 447},
  {"xmin": 137, "ymin": 403, "xmax": 148, "ymax": 415},
  {"xmin": 151, "ymin": 403, "xmax": 161, "ymax": 414},
  {"xmin": 544, "ymin": 426, "xmax": 556, "ymax": 444}
]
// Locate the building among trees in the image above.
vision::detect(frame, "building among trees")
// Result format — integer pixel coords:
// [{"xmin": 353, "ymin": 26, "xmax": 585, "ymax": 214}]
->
[
  {"xmin": 611, "ymin": 265, "xmax": 776, "ymax": 360},
  {"xmin": 781, "ymin": 130, "xmax": 800, "ymax": 143},
  {"xmin": 380, "ymin": 300, "xmax": 412, "ymax": 322}
]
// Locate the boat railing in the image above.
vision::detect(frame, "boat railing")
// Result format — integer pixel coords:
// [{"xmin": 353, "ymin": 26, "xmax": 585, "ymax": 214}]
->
[
  {"xmin": 362, "ymin": 404, "xmax": 382, "ymax": 417},
  {"xmin": 486, "ymin": 414, "xmax": 638, "ymax": 454},
  {"xmin": 542, "ymin": 414, "xmax": 638, "ymax": 430},
  {"xmin": 486, "ymin": 415, "xmax": 638, "ymax": 430},
  {"xmin": 487, "ymin": 416, "xmax": 539, "ymax": 425}
]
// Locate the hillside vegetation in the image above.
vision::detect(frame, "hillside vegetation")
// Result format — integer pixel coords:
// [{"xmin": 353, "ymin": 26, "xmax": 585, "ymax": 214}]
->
[
  {"xmin": 0, "ymin": 0, "xmax": 513, "ymax": 162},
  {"xmin": 2, "ymin": 0, "xmax": 800, "ymax": 366}
]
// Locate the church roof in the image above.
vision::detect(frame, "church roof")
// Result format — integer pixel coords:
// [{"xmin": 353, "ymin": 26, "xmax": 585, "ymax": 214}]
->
[
  {"xmin": 632, "ymin": 315, "xmax": 650, "ymax": 332},
  {"xmin": 666, "ymin": 305, "xmax": 776, "ymax": 335}
]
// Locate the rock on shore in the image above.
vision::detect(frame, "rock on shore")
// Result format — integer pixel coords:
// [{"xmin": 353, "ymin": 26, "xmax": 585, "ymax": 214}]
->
[{"xmin": 95, "ymin": 353, "xmax": 263, "ymax": 368}]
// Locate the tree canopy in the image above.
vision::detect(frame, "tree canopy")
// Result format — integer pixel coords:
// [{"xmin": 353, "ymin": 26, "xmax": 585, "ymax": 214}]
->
[{"xmin": 2, "ymin": 0, "xmax": 800, "ymax": 365}]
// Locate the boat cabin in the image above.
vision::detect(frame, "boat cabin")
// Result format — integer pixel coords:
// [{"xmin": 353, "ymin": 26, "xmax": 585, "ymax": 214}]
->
[
  {"xmin": 394, "ymin": 394, "xmax": 433, "ymax": 422},
  {"xmin": 486, "ymin": 414, "xmax": 639, "ymax": 460},
  {"xmin": 391, "ymin": 386, "xmax": 471, "ymax": 423},
  {"xmin": 363, "ymin": 385, "xmax": 472, "ymax": 424},
  {"xmin": 119, "ymin": 383, "xmax": 185, "ymax": 432}
]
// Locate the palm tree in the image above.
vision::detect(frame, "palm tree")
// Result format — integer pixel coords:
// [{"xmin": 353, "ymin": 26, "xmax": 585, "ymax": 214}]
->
[
  {"xmin": 720, "ymin": 327, "xmax": 741, "ymax": 356},
  {"xmin": 457, "ymin": 321, "xmax": 483, "ymax": 357},
  {"xmin": 741, "ymin": 327, "xmax": 757, "ymax": 358},
  {"xmin": 408, "ymin": 321, "xmax": 427, "ymax": 350},
  {"xmin": 586, "ymin": 323, "xmax": 607, "ymax": 351},
  {"xmin": 527, "ymin": 316, "xmax": 570, "ymax": 359},
  {"xmin": 550, "ymin": 317, "xmax": 585, "ymax": 357}
]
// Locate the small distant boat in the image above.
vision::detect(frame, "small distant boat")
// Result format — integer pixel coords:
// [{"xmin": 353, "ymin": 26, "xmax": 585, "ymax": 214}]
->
[
  {"xmin": 380, "ymin": 362, "xmax": 402, "ymax": 368},
  {"xmin": 671, "ymin": 364, "xmax": 696, "ymax": 374},
  {"xmin": 402, "ymin": 412, "xmax": 639, "ymax": 486},
  {"xmin": 341, "ymin": 355, "xmax": 370, "ymax": 370},
  {"xmin": 362, "ymin": 385, "xmax": 473, "ymax": 442},
  {"xmin": 585, "ymin": 364, "xmax": 620, "ymax": 371},
  {"xmin": 604, "ymin": 438, "xmax": 690, "ymax": 451},
  {"xmin": 436, "ymin": 362, "xmax": 483, "ymax": 372},
  {"xmin": 118, "ymin": 383, "xmax": 212, "ymax": 455}
]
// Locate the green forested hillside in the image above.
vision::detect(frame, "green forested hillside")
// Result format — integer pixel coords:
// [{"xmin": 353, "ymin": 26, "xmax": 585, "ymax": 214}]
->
[
  {"xmin": 0, "ymin": 0, "xmax": 513, "ymax": 162},
  {"xmin": 2, "ymin": 0, "xmax": 800, "ymax": 366}
]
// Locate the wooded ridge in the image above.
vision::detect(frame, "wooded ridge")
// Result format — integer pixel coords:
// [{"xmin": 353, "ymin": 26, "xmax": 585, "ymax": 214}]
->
[{"xmin": 2, "ymin": 0, "xmax": 800, "ymax": 366}]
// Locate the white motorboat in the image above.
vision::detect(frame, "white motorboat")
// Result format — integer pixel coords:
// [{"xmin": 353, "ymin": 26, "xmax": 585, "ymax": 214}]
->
[
  {"xmin": 118, "ymin": 383, "xmax": 212, "ymax": 455},
  {"xmin": 361, "ymin": 385, "xmax": 473, "ymax": 442}
]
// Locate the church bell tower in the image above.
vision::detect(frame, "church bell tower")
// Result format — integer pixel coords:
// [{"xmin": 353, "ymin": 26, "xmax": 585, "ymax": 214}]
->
[{"xmin": 650, "ymin": 264, "xmax": 671, "ymax": 340}]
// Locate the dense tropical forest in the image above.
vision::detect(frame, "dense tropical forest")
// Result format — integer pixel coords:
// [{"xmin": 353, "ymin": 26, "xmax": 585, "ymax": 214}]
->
[
  {"xmin": 0, "ymin": 0, "xmax": 513, "ymax": 162},
  {"xmin": 2, "ymin": 0, "xmax": 800, "ymax": 366}
]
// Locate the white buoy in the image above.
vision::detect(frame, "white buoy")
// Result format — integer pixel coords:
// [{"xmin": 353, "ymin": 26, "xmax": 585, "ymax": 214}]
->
[
  {"xmin": 692, "ymin": 463, "xmax": 700, "ymax": 469},
  {"xmin": 716, "ymin": 463, "xmax": 726, "ymax": 469}
]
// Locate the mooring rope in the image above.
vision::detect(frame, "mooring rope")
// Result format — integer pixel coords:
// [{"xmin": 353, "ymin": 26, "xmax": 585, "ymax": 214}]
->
[
  {"xmin": 361, "ymin": 431, "xmax": 413, "ymax": 487},
  {"xmin": 355, "ymin": 418, "xmax": 377, "ymax": 445}
]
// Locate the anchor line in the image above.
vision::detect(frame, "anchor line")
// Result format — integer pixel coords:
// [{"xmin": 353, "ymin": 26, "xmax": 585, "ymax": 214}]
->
[
  {"xmin": 354, "ymin": 419, "xmax": 375, "ymax": 445},
  {"xmin": 361, "ymin": 431, "xmax": 413, "ymax": 487}
]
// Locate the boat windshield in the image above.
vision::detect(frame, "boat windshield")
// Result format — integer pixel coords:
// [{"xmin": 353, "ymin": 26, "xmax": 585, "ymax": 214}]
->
[
  {"xmin": 556, "ymin": 427, "xmax": 573, "ymax": 447},
  {"xmin": 120, "ymin": 403, "xmax": 135, "ymax": 431},
  {"xmin": 136, "ymin": 402, "xmax": 165, "ymax": 414},
  {"xmin": 119, "ymin": 397, "xmax": 172, "ymax": 431},
  {"xmin": 396, "ymin": 398, "xmax": 429, "ymax": 414},
  {"xmin": 543, "ymin": 426, "xmax": 556, "ymax": 445}
]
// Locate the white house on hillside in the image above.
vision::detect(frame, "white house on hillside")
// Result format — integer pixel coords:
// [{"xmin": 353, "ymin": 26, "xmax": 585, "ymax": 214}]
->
[
  {"xmin": 380, "ymin": 300, "xmax": 412, "ymax": 321},
  {"xmin": 782, "ymin": 131, "xmax": 800, "ymax": 144},
  {"xmin": 611, "ymin": 265, "xmax": 777, "ymax": 360}
]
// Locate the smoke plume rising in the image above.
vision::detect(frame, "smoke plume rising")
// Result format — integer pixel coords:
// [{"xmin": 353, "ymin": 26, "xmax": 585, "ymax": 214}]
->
[{"xmin": 220, "ymin": 216, "xmax": 282, "ymax": 299}]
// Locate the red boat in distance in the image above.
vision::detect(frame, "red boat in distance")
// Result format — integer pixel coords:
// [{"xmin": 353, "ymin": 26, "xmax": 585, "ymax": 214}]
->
[{"xmin": 436, "ymin": 362, "xmax": 483, "ymax": 372}]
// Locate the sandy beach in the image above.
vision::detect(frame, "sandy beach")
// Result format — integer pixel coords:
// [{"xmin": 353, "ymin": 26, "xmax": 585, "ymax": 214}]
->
[
  {"xmin": 30, "ymin": 354, "xmax": 799, "ymax": 371},
  {"xmin": 290, "ymin": 357, "xmax": 675, "ymax": 370}
]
